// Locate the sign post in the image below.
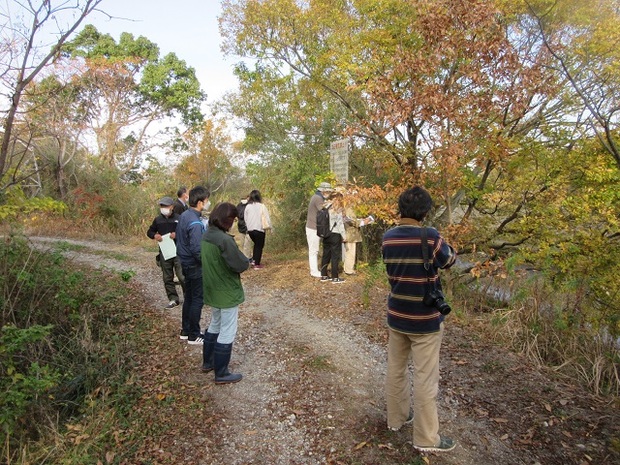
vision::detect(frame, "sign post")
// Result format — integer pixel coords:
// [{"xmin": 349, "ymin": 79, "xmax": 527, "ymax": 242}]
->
[{"xmin": 329, "ymin": 138, "xmax": 349, "ymax": 183}]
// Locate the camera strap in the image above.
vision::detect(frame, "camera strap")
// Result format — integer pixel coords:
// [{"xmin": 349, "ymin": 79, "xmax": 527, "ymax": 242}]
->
[{"xmin": 420, "ymin": 227, "xmax": 434, "ymax": 290}]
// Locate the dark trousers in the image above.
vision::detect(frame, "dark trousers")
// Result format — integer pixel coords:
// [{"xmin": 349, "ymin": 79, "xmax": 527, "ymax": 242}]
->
[
  {"xmin": 181, "ymin": 265, "xmax": 203, "ymax": 338},
  {"xmin": 161, "ymin": 256, "xmax": 184, "ymax": 302},
  {"xmin": 248, "ymin": 230, "xmax": 266, "ymax": 265},
  {"xmin": 320, "ymin": 233, "xmax": 342, "ymax": 279}
]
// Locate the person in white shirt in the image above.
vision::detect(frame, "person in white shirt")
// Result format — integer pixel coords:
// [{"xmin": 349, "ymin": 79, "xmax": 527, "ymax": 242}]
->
[
  {"xmin": 243, "ymin": 189, "xmax": 271, "ymax": 269},
  {"xmin": 305, "ymin": 182, "xmax": 334, "ymax": 277}
]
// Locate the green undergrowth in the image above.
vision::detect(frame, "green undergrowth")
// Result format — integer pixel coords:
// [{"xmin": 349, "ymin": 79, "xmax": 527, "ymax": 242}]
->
[{"xmin": 0, "ymin": 234, "xmax": 152, "ymax": 464}]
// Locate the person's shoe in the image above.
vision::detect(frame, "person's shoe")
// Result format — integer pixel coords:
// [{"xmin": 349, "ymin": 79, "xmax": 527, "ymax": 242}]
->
[
  {"xmin": 187, "ymin": 335, "xmax": 204, "ymax": 345},
  {"xmin": 165, "ymin": 300, "xmax": 179, "ymax": 309},
  {"xmin": 320, "ymin": 276, "xmax": 331, "ymax": 282},
  {"xmin": 414, "ymin": 436, "xmax": 456, "ymax": 453},
  {"xmin": 253, "ymin": 264, "xmax": 265, "ymax": 269},
  {"xmin": 214, "ymin": 342, "xmax": 242, "ymax": 384},
  {"xmin": 202, "ymin": 332, "xmax": 218, "ymax": 373},
  {"xmin": 331, "ymin": 277, "xmax": 345, "ymax": 283},
  {"xmin": 311, "ymin": 273, "xmax": 322, "ymax": 278},
  {"xmin": 179, "ymin": 330, "xmax": 189, "ymax": 340},
  {"xmin": 388, "ymin": 412, "xmax": 414, "ymax": 431},
  {"xmin": 345, "ymin": 272, "xmax": 356, "ymax": 275}
]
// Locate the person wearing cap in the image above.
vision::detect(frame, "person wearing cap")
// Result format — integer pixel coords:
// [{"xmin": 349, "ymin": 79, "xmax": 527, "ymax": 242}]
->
[
  {"xmin": 147, "ymin": 196, "xmax": 185, "ymax": 309},
  {"xmin": 306, "ymin": 181, "xmax": 334, "ymax": 278}
]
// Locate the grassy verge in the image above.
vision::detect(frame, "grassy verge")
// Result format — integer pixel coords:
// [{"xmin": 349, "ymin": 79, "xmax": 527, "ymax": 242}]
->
[
  {"xmin": 452, "ymin": 272, "xmax": 620, "ymax": 397},
  {"xmin": 0, "ymin": 234, "xmax": 161, "ymax": 464}
]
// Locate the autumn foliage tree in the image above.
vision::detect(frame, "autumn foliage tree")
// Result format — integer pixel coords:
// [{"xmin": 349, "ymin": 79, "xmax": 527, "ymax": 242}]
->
[
  {"xmin": 220, "ymin": 0, "xmax": 620, "ymax": 390},
  {"xmin": 60, "ymin": 25, "xmax": 205, "ymax": 173},
  {"xmin": 174, "ymin": 119, "xmax": 240, "ymax": 194}
]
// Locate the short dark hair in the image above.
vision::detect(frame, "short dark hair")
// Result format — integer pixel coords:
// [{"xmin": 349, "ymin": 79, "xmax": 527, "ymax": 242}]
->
[
  {"xmin": 177, "ymin": 186, "xmax": 187, "ymax": 198},
  {"xmin": 209, "ymin": 202, "xmax": 238, "ymax": 231},
  {"xmin": 398, "ymin": 186, "xmax": 433, "ymax": 221},
  {"xmin": 248, "ymin": 189, "xmax": 262, "ymax": 203},
  {"xmin": 188, "ymin": 186, "xmax": 210, "ymax": 207}
]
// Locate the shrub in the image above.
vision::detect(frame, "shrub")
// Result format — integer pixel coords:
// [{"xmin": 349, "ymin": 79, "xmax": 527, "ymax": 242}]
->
[{"xmin": 0, "ymin": 235, "xmax": 142, "ymax": 463}]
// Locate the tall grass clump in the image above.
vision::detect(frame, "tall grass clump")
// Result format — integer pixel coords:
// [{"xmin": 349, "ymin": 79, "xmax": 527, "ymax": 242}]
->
[
  {"xmin": 464, "ymin": 273, "xmax": 620, "ymax": 397},
  {"xmin": 0, "ymin": 234, "xmax": 145, "ymax": 464}
]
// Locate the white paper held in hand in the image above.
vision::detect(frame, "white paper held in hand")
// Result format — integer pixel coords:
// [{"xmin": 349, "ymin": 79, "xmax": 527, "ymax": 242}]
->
[{"xmin": 158, "ymin": 233, "xmax": 177, "ymax": 260}]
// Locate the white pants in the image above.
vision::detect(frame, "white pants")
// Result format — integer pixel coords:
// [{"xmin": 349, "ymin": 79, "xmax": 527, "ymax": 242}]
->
[{"xmin": 306, "ymin": 226, "xmax": 321, "ymax": 276}]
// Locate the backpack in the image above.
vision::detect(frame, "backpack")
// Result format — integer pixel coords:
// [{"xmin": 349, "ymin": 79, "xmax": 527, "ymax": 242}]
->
[
  {"xmin": 316, "ymin": 206, "xmax": 334, "ymax": 238},
  {"xmin": 237, "ymin": 202, "xmax": 248, "ymax": 234}
]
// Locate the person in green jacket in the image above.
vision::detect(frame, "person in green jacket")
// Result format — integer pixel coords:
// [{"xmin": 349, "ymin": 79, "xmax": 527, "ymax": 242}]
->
[{"xmin": 200, "ymin": 202, "xmax": 251, "ymax": 384}]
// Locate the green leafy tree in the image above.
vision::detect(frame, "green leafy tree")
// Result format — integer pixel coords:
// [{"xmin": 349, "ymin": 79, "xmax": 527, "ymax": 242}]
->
[
  {"xmin": 61, "ymin": 25, "xmax": 205, "ymax": 171},
  {"xmin": 20, "ymin": 76, "xmax": 90, "ymax": 199}
]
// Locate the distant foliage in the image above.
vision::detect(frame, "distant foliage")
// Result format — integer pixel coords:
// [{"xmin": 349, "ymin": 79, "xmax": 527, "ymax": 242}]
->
[{"xmin": 0, "ymin": 187, "xmax": 66, "ymax": 222}]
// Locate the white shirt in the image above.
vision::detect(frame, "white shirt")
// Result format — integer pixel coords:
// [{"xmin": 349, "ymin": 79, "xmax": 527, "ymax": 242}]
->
[{"xmin": 244, "ymin": 202, "xmax": 271, "ymax": 232}]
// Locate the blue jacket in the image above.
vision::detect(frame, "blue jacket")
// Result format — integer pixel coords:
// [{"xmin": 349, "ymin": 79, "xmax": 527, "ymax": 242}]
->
[{"xmin": 176, "ymin": 208, "xmax": 206, "ymax": 268}]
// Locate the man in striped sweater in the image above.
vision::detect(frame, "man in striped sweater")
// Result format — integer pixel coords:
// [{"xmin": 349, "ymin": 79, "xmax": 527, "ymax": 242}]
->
[{"xmin": 382, "ymin": 186, "xmax": 457, "ymax": 453}]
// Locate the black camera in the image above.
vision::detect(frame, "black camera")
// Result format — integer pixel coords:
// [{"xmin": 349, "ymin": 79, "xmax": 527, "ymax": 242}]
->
[{"xmin": 423, "ymin": 289, "xmax": 452, "ymax": 315}]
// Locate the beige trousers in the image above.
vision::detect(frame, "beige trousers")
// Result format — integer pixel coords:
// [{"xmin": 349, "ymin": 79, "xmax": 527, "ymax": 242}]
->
[
  {"xmin": 385, "ymin": 324, "xmax": 444, "ymax": 447},
  {"xmin": 343, "ymin": 242, "xmax": 357, "ymax": 274}
]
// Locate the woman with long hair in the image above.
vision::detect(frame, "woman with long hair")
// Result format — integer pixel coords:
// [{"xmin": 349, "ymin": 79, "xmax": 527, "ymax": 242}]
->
[{"xmin": 242, "ymin": 189, "xmax": 272, "ymax": 269}]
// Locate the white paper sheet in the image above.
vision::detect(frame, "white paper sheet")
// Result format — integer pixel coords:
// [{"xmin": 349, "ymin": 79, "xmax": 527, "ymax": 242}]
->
[{"xmin": 158, "ymin": 233, "xmax": 177, "ymax": 260}]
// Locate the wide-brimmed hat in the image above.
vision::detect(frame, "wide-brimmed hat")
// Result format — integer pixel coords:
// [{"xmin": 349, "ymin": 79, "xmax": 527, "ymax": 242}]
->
[
  {"xmin": 158, "ymin": 196, "xmax": 174, "ymax": 206},
  {"xmin": 317, "ymin": 182, "xmax": 334, "ymax": 192}
]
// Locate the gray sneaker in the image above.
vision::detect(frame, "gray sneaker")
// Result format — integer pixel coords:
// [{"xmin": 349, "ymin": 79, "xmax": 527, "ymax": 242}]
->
[
  {"xmin": 414, "ymin": 436, "xmax": 456, "ymax": 453},
  {"xmin": 165, "ymin": 300, "xmax": 179, "ymax": 309}
]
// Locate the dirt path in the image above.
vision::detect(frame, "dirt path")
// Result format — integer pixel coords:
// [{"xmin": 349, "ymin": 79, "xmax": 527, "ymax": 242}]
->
[{"xmin": 29, "ymin": 236, "xmax": 620, "ymax": 465}]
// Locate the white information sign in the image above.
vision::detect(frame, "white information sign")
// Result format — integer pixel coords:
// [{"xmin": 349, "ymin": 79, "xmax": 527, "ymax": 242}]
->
[{"xmin": 329, "ymin": 138, "xmax": 350, "ymax": 182}]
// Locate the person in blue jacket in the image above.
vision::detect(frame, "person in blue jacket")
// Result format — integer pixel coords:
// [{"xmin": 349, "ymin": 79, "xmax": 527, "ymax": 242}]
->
[{"xmin": 176, "ymin": 186, "xmax": 210, "ymax": 344}]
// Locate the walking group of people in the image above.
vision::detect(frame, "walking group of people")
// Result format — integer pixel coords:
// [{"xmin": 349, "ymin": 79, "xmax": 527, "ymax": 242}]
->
[{"xmin": 148, "ymin": 182, "xmax": 458, "ymax": 452}]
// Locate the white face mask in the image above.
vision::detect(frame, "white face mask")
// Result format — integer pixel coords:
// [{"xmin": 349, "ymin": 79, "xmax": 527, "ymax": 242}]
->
[
  {"xmin": 160, "ymin": 208, "xmax": 171, "ymax": 216},
  {"xmin": 203, "ymin": 200, "xmax": 211, "ymax": 211}
]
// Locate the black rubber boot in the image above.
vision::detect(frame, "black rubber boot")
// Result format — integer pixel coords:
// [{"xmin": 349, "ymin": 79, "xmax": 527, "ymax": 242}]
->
[
  {"xmin": 201, "ymin": 332, "xmax": 219, "ymax": 373},
  {"xmin": 214, "ymin": 342, "xmax": 242, "ymax": 384}
]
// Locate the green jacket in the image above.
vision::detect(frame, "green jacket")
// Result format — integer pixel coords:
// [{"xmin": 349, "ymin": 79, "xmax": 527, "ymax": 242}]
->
[{"xmin": 201, "ymin": 227, "xmax": 250, "ymax": 308}]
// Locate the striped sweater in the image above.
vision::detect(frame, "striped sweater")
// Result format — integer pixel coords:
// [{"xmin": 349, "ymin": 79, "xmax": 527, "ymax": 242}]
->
[{"xmin": 382, "ymin": 218, "xmax": 456, "ymax": 334}]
